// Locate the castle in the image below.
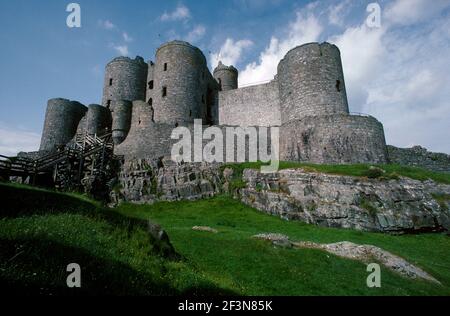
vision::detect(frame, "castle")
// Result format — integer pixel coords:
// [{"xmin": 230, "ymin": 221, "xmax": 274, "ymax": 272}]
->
[{"xmin": 38, "ymin": 40, "xmax": 388, "ymax": 164}]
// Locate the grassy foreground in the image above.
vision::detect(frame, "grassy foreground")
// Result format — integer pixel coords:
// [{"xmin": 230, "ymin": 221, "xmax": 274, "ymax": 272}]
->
[{"xmin": 1, "ymin": 182, "xmax": 449, "ymax": 295}]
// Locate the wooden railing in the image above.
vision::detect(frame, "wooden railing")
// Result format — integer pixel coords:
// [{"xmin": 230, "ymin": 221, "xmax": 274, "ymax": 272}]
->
[{"xmin": 0, "ymin": 133, "xmax": 113, "ymax": 179}]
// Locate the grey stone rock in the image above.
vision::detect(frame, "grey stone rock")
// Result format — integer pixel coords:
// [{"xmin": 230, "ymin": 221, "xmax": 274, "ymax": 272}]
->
[
  {"xmin": 115, "ymin": 157, "xmax": 223, "ymax": 204},
  {"xmin": 293, "ymin": 240, "xmax": 440, "ymax": 284},
  {"xmin": 240, "ymin": 168, "xmax": 450, "ymax": 233},
  {"xmin": 147, "ymin": 221, "xmax": 179, "ymax": 260},
  {"xmin": 192, "ymin": 226, "xmax": 218, "ymax": 233}
]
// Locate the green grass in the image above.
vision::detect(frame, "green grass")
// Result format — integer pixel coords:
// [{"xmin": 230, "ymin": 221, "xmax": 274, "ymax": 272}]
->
[
  {"xmin": 116, "ymin": 195, "xmax": 450, "ymax": 296},
  {"xmin": 0, "ymin": 183, "xmax": 233, "ymax": 295},
  {"xmin": 432, "ymin": 194, "xmax": 450, "ymax": 211},
  {"xmin": 1, "ymin": 182, "xmax": 449, "ymax": 295},
  {"xmin": 221, "ymin": 162, "xmax": 450, "ymax": 184}
]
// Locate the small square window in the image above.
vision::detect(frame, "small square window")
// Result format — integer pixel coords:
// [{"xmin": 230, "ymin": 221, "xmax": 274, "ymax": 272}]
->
[{"xmin": 162, "ymin": 87, "xmax": 167, "ymax": 97}]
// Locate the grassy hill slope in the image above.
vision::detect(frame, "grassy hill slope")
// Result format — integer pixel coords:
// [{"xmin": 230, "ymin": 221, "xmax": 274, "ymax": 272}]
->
[{"xmin": 1, "ymin": 182, "xmax": 449, "ymax": 295}]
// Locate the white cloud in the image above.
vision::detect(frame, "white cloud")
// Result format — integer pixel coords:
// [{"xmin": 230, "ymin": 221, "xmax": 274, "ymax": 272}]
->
[
  {"xmin": 0, "ymin": 125, "xmax": 40, "ymax": 156},
  {"xmin": 122, "ymin": 32, "xmax": 133, "ymax": 43},
  {"xmin": 384, "ymin": 0, "xmax": 450, "ymax": 26},
  {"xmin": 185, "ymin": 25, "xmax": 206, "ymax": 43},
  {"xmin": 327, "ymin": 1, "xmax": 450, "ymax": 153},
  {"xmin": 210, "ymin": 38, "xmax": 254, "ymax": 69},
  {"xmin": 161, "ymin": 4, "xmax": 191, "ymax": 22},
  {"xmin": 238, "ymin": 9, "xmax": 322, "ymax": 86},
  {"xmin": 113, "ymin": 45, "xmax": 129, "ymax": 56},
  {"xmin": 328, "ymin": 23, "xmax": 386, "ymax": 110},
  {"xmin": 328, "ymin": 0, "xmax": 351, "ymax": 26},
  {"xmin": 210, "ymin": 0, "xmax": 450, "ymax": 152},
  {"xmin": 98, "ymin": 19, "xmax": 115, "ymax": 30}
]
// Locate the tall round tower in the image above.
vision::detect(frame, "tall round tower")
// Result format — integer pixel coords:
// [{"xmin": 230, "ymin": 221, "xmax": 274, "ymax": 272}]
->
[
  {"xmin": 102, "ymin": 56, "xmax": 148, "ymax": 108},
  {"xmin": 152, "ymin": 40, "xmax": 208, "ymax": 126},
  {"xmin": 39, "ymin": 98, "xmax": 87, "ymax": 151},
  {"xmin": 85, "ymin": 104, "xmax": 111, "ymax": 136},
  {"xmin": 111, "ymin": 100, "xmax": 132, "ymax": 145},
  {"xmin": 213, "ymin": 61, "xmax": 238, "ymax": 91},
  {"xmin": 145, "ymin": 60, "xmax": 155, "ymax": 107},
  {"xmin": 277, "ymin": 42, "xmax": 349, "ymax": 124}
]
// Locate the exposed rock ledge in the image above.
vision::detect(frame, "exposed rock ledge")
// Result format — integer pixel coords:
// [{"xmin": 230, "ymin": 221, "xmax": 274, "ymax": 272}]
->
[
  {"xmin": 253, "ymin": 233, "xmax": 440, "ymax": 284},
  {"xmin": 111, "ymin": 158, "xmax": 450, "ymax": 234},
  {"xmin": 240, "ymin": 169, "xmax": 450, "ymax": 233}
]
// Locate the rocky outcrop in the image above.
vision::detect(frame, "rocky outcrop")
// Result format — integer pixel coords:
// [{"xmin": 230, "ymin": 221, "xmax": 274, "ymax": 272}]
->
[
  {"xmin": 240, "ymin": 169, "xmax": 450, "ymax": 233},
  {"xmin": 110, "ymin": 157, "xmax": 450, "ymax": 234},
  {"xmin": 110, "ymin": 157, "xmax": 223, "ymax": 205},
  {"xmin": 253, "ymin": 234, "xmax": 440, "ymax": 284},
  {"xmin": 387, "ymin": 145, "xmax": 450, "ymax": 173},
  {"xmin": 192, "ymin": 226, "xmax": 219, "ymax": 233}
]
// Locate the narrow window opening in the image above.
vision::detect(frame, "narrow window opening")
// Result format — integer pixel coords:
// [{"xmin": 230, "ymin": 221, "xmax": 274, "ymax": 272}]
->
[
  {"xmin": 201, "ymin": 95, "xmax": 205, "ymax": 104},
  {"xmin": 218, "ymin": 78, "xmax": 222, "ymax": 90},
  {"xmin": 107, "ymin": 100, "xmax": 111, "ymax": 108},
  {"xmin": 164, "ymin": 63, "xmax": 167, "ymax": 71},
  {"xmin": 336, "ymin": 80, "xmax": 341, "ymax": 92},
  {"xmin": 175, "ymin": 122, "xmax": 179, "ymax": 127},
  {"xmin": 148, "ymin": 80, "xmax": 154, "ymax": 90},
  {"xmin": 109, "ymin": 78, "xmax": 113, "ymax": 86},
  {"xmin": 189, "ymin": 110, "xmax": 192, "ymax": 117},
  {"xmin": 148, "ymin": 98, "xmax": 153, "ymax": 106},
  {"xmin": 162, "ymin": 86, "xmax": 167, "ymax": 97}
]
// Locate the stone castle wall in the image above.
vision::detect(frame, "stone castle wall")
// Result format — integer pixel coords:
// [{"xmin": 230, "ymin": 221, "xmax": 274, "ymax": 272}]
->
[
  {"xmin": 387, "ymin": 145, "xmax": 450, "ymax": 173},
  {"xmin": 218, "ymin": 80, "xmax": 281, "ymax": 127},
  {"xmin": 280, "ymin": 114, "xmax": 387, "ymax": 164},
  {"xmin": 37, "ymin": 41, "xmax": 391, "ymax": 165},
  {"xmin": 102, "ymin": 56, "xmax": 148, "ymax": 108},
  {"xmin": 278, "ymin": 43, "xmax": 349, "ymax": 123},
  {"xmin": 151, "ymin": 41, "xmax": 219, "ymax": 126},
  {"xmin": 114, "ymin": 101, "xmax": 275, "ymax": 161},
  {"xmin": 39, "ymin": 98, "xmax": 87, "ymax": 151}
]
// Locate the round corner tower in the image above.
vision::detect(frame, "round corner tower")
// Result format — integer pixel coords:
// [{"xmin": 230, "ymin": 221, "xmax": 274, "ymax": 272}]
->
[
  {"xmin": 102, "ymin": 56, "xmax": 148, "ymax": 108},
  {"xmin": 213, "ymin": 61, "xmax": 238, "ymax": 91},
  {"xmin": 86, "ymin": 104, "xmax": 112, "ymax": 136},
  {"xmin": 152, "ymin": 40, "xmax": 209, "ymax": 126},
  {"xmin": 111, "ymin": 100, "xmax": 132, "ymax": 145},
  {"xmin": 277, "ymin": 42, "xmax": 349, "ymax": 124},
  {"xmin": 39, "ymin": 98, "xmax": 87, "ymax": 151}
]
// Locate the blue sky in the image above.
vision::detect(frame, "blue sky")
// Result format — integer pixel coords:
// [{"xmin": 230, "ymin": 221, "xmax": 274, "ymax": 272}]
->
[{"xmin": 0, "ymin": 0, "xmax": 449, "ymax": 155}]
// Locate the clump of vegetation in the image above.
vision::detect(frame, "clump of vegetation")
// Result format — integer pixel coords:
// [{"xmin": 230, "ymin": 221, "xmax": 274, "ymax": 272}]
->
[
  {"xmin": 255, "ymin": 183, "xmax": 264, "ymax": 192},
  {"xmin": 432, "ymin": 193, "xmax": 450, "ymax": 211},
  {"xmin": 360, "ymin": 197, "xmax": 379, "ymax": 216},
  {"xmin": 112, "ymin": 182, "xmax": 123, "ymax": 194},
  {"xmin": 228, "ymin": 179, "xmax": 247, "ymax": 191},
  {"xmin": 221, "ymin": 162, "xmax": 450, "ymax": 184},
  {"xmin": 364, "ymin": 166, "xmax": 385, "ymax": 179}
]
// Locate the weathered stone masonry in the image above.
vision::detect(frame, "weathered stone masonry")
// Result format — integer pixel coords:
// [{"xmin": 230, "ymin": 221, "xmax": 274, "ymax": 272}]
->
[{"xmin": 35, "ymin": 39, "xmax": 447, "ymax": 172}]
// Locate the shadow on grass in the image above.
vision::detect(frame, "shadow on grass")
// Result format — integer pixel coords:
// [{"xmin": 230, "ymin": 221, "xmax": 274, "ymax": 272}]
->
[{"xmin": 0, "ymin": 237, "xmax": 236, "ymax": 296}]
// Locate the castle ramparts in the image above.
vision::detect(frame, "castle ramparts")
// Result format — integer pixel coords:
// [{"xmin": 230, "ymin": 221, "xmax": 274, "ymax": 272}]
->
[{"xmin": 37, "ymin": 40, "xmax": 388, "ymax": 164}]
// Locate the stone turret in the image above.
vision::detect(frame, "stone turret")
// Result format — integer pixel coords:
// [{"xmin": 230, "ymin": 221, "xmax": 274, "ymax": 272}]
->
[
  {"xmin": 102, "ymin": 56, "xmax": 148, "ymax": 108},
  {"xmin": 213, "ymin": 61, "xmax": 238, "ymax": 91},
  {"xmin": 278, "ymin": 42, "xmax": 349, "ymax": 123},
  {"xmin": 151, "ymin": 40, "xmax": 211, "ymax": 126},
  {"xmin": 39, "ymin": 98, "xmax": 87, "ymax": 152},
  {"xmin": 111, "ymin": 100, "xmax": 132, "ymax": 145}
]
